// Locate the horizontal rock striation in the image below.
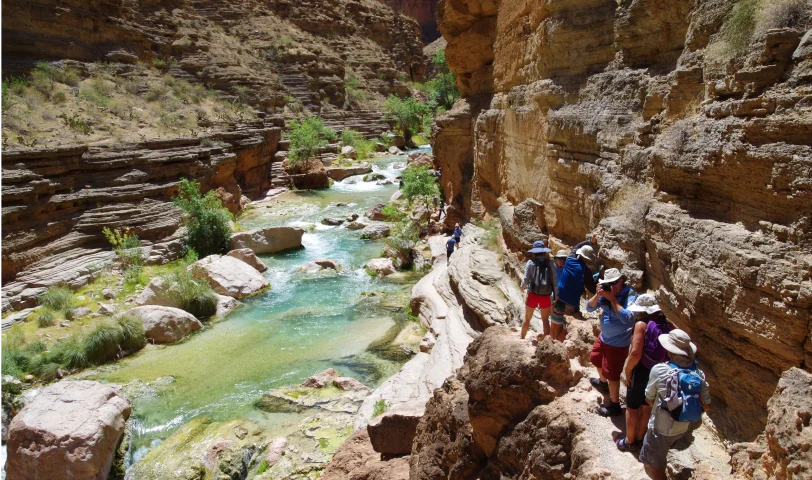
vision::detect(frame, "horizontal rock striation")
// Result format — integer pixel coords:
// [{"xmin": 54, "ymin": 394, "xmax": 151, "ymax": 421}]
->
[
  {"xmin": 434, "ymin": 0, "xmax": 812, "ymax": 441},
  {"xmin": 1, "ymin": 117, "xmax": 283, "ymax": 311}
]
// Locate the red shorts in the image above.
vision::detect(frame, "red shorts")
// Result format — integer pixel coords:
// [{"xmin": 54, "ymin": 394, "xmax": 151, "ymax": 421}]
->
[
  {"xmin": 589, "ymin": 337, "xmax": 629, "ymax": 382},
  {"xmin": 526, "ymin": 292, "xmax": 552, "ymax": 309}
]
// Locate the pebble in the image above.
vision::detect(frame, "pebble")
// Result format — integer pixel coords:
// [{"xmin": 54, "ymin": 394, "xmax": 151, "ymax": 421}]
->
[{"xmin": 60, "ymin": 322, "xmax": 70, "ymax": 327}]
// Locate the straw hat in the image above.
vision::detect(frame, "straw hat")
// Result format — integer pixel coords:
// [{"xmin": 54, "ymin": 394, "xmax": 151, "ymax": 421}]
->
[
  {"xmin": 659, "ymin": 329, "xmax": 697, "ymax": 356},
  {"xmin": 628, "ymin": 294, "xmax": 661, "ymax": 314}
]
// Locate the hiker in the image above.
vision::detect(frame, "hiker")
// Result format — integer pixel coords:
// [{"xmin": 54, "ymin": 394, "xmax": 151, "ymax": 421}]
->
[
  {"xmin": 437, "ymin": 196, "xmax": 446, "ymax": 220},
  {"xmin": 550, "ymin": 245, "xmax": 597, "ymax": 341},
  {"xmin": 639, "ymin": 330, "xmax": 710, "ymax": 480},
  {"xmin": 553, "ymin": 250, "xmax": 568, "ymax": 279},
  {"xmin": 586, "ymin": 268, "xmax": 636, "ymax": 417},
  {"xmin": 520, "ymin": 240, "xmax": 558, "ymax": 340},
  {"xmin": 616, "ymin": 294, "xmax": 673, "ymax": 452},
  {"xmin": 571, "ymin": 232, "xmax": 600, "ymax": 273},
  {"xmin": 453, "ymin": 223, "xmax": 463, "ymax": 244},
  {"xmin": 446, "ymin": 236, "xmax": 457, "ymax": 259}
]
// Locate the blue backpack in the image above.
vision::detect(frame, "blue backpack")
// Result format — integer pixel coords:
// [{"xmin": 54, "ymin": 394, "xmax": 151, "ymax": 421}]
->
[{"xmin": 662, "ymin": 361, "xmax": 704, "ymax": 423}]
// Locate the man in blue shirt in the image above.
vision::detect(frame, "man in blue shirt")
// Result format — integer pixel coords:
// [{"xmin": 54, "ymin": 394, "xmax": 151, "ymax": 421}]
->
[
  {"xmin": 446, "ymin": 236, "xmax": 457, "ymax": 259},
  {"xmin": 586, "ymin": 267, "xmax": 636, "ymax": 417},
  {"xmin": 550, "ymin": 245, "xmax": 597, "ymax": 341}
]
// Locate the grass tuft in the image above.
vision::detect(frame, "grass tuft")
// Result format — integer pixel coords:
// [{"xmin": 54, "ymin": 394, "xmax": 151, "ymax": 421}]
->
[{"xmin": 39, "ymin": 286, "xmax": 75, "ymax": 315}]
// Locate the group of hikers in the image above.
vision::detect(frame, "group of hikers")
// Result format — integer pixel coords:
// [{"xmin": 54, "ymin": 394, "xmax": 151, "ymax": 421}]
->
[{"xmin": 519, "ymin": 235, "xmax": 710, "ymax": 480}]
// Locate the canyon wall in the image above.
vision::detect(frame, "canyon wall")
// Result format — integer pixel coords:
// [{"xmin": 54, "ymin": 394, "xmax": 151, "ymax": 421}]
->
[
  {"xmin": 379, "ymin": 0, "xmax": 440, "ymax": 42},
  {"xmin": 2, "ymin": 0, "xmax": 426, "ymax": 111},
  {"xmin": 1, "ymin": 117, "xmax": 283, "ymax": 310},
  {"xmin": 433, "ymin": 0, "xmax": 812, "ymax": 442}
]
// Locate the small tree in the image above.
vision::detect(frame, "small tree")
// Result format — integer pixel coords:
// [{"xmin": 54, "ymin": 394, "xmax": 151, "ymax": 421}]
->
[
  {"xmin": 383, "ymin": 96, "xmax": 430, "ymax": 145},
  {"xmin": 401, "ymin": 165, "xmax": 439, "ymax": 226},
  {"xmin": 427, "ymin": 50, "xmax": 460, "ymax": 111},
  {"xmin": 173, "ymin": 179, "xmax": 233, "ymax": 258},
  {"xmin": 287, "ymin": 117, "xmax": 337, "ymax": 168}
]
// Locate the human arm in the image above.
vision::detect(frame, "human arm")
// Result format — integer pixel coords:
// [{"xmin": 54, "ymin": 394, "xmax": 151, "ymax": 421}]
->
[
  {"xmin": 570, "ymin": 239, "xmax": 590, "ymax": 257},
  {"xmin": 586, "ymin": 283, "xmax": 602, "ymax": 311},
  {"xmin": 624, "ymin": 321, "xmax": 647, "ymax": 385},
  {"xmin": 645, "ymin": 364, "xmax": 665, "ymax": 407},
  {"xmin": 520, "ymin": 261, "xmax": 531, "ymax": 290},
  {"xmin": 549, "ymin": 259, "xmax": 559, "ymax": 299},
  {"xmin": 583, "ymin": 266, "xmax": 597, "ymax": 295}
]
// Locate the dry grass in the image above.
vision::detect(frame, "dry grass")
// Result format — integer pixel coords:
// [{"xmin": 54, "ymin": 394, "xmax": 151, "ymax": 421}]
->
[{"xmin": 606, "ymin": 183, "xmax": 656, "ymax": 235}]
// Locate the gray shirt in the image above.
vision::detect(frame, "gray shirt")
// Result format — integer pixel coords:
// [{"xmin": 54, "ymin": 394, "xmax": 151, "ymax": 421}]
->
[
  {"xmin": 645, "ymin": 362, "xmax": 711, "ymax": 436},
  {"xmin": 521, "ymin": 259, "xmax": 558, "ymax": 298}
]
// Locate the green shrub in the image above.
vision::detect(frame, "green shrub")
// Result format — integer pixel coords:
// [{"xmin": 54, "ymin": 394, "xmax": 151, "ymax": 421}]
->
[
  {"xmin": 57, "ymin": 113, "xmax": 93, "ymax": 134},
  {"xmin": 426, "ymin": 50, "xmax": 460, "ymax": 111},
  {"xmin": 145, "ymin": 83, "xmax": 170, "ymax": 102},
  {"xmin": 153, "ymin": 58, "xmax": 168, "ymax": 70},
  {"xmin": 372, "ymin": 399, "xmax": 389, "ymax": 417},
  {"xmin": 344, "ymin": 73, "xmax": 366, "ymax": 106},
  {"xmin": 385, "ymin": 219, "xmax": 419, "ymax": 254},
  {"xmin": 340, "ymin": 129, "xmax": 365, "ymax": 147},
  {"xmin": 36, "ymin": 309, "xmax": 55, "ymax": 328},
  {"xmin": 39, "ymin": 286, "xmax": 75, "ymax": 315},
  {"xmin": 103, "ymin": 227, "xmax": 143, "ymax": 269},
  {"xmin": 52, "ymin": 91, "xmax": 67, "ymax": 104},
  {"xmin": 83, "ymin": 316, "xmax": 146, "ymax": 365},
  {"xmin": 286, "ymin": 117, "xmax": 337, "ymax": 167},
  {"xmin": 173, "ymin": 178, "xmax": 233, "ymax": 258},
  {"xmin": 382, "ymin": 204, "xmax": 407, "ymax": 222},
  {"xmin": 168, "ymin": 267, "xmax": 218, "ymax": 318},
  {"xmin": 721, "ymin": 0, "xmax": 761, "ymax": 55},
  {"xmin": 477, "ymin": 218, "xmax": 501, "ymax": 251},
  {"xmin": 383, "ymin": 96, "xmax": 431, "ymax": 145},
  {"xmin": 256, "ymin": 460, "xmax": 270, "ymax": 475},
  {"xmin": 116, "ymin": 315, "xmax": 148, "ymax": 352}
]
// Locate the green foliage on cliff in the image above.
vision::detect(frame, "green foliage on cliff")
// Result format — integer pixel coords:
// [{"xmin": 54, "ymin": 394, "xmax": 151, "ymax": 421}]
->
[
  {"xmin": 287, "ymin": 117, "xmax": 338, "ymax": 166},
  {"xmin": 173, "ymin": 178, "xmax": 233, "ymax": 258},
  {"xmin": 401, "ymin": 165, "xmax": 439, "ymax": 202},
  {"xmin": 427, "ymin": 50, "xmax": 460, "ymax": 111},
  {"xmin": 383, "ymin": 96, "xmax": 431, "ymax": 145}
]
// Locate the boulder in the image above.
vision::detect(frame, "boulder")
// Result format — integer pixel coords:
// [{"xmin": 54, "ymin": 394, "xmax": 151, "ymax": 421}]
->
[
  {"xmin": 302, "ymin": 368, "xmax": 340, "ymax": 388},
  {"xmin": 367, "ymin": 400, "xmax": 426, "ymax": 455},
  {"xmin": 215, "ymin": 295, "xmax": 238, "ymax": 316},
  {"xmin": 321, "ymin": 430, "xmax": 410, "ymax": 480},
  {"xmin": 191, "ymin": 255, "xmax": 269, "ymax": 298},
  {"xmin": 360, "ymin": 223, "xmax": 391, "ymax": 239},
  {"xmin": 341, "ymin": 145, "xmax": 357, "ymax": 159},
  {"xmin": 346, "ymin": 213, "xmax": 359, "ymax": 222},
  {"xmin": 314, "ymin": 258, "xmax": 341, "ymax": 271},
  {"xmin": 5, "ymin": 381, "xmax": 131, "ymax": 480},
  {"xmin": 391, "ymin": 135, "xmax": 406, "ymax": 148},
  {"xmin": 407, "ymin": 152, "xmax": 435, "ymax": 168},
  {"xmin": 98, "ymin": 303, "xmax": 116, "ymax": 315},
  {"xmin": 366, "ymin": 258, "xmax": 396, "ymax": 276},
  {"xmin": 230, "ymin": 226, "xmax": 304, "ymax": 254},
  {"xmin": 125, "ymin": 306, "xmax": 203, "ymax": 343},
  {"xmin": 375, "ymin": 142, "xmax": 386, "ymax": 152},
  {"xmin": 333, "ymin": 377, "xmax": 369, "ymax": 391},
  {"xmin": 322, "ymin": 217, "xmax": 345, "ymax": 226},
  {"xmin": 363, "ymin": 172, "xmax": 387, "ymax": 182},
  {"xmin": 347, "ymin": 221, "xmax": 367, "ymax": 230},
  {"xmin": 388, "ymin": 146, "xmax": 404, "ymax": 155},
  {"xmin": 135, "ymin": 277, "xmax": 181, "ymax": 309},
  {"xmin": 67, "ymin": 307, "xmax": 91, "ymax": 320},
  {"xmin": 102, "ymin": 288, "xmax": 116, "ymax": 299},
  {"xmin": 366, "ymin": 203, "xmax": 387, "ymax": 220},
  {"xmin": 265, "ymin": 437, "xmax": 288, "ymax": 467},
  {"xmin": 226, "ymin": 248, "xmax": 267, "ymax": 272}
]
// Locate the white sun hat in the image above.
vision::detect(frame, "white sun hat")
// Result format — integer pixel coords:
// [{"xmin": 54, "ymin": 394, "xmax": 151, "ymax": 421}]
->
[
  {"xmin": 659, "ymin": 329, "xmax": 697, "ymax": 356},
  {"xmin": 575, "ymin": 245, "xmax": 594, "ymax": 262},
  {"xmin": 627, "ymin": 293, "xmax": 662, "ymax": 314}
]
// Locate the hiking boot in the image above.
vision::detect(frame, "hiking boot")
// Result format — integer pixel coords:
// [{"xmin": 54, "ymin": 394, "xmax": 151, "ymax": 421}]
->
[
  {"xmin": 596, "ymin": 402, "xmax": 623, "ymax": 417},
  {"xmin": 589, "ymin": 378, "xmax": 609, "ymax": 393}
]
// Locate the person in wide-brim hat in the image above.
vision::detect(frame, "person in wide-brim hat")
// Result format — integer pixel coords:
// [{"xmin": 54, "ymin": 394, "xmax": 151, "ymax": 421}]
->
[
  {"xmin": 658, "ymin": 329, "xmax": 697, "ymax": 357},
  {"xmin": 528, "ymin": 240, "xmax": 552, "ymax": 254},
  {"xmin": 520, "ymin": 240, "xmax": 557, "ymax": 341}
]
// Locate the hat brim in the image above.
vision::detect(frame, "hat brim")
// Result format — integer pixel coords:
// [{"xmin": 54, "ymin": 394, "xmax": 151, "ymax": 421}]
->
[
  {"xmin": 528, "ymin": 247, "xmax": 552, "ymax": 254},
  {"xmin": 658, "ymin": 334, "xmax": 697, "ymax": 356},
  {"xmin": 628, "ymin": 304, "xmax": 647, "ymax": 313}
]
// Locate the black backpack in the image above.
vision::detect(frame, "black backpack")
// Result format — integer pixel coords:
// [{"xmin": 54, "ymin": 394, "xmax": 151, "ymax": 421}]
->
[{"xmin": 529, "ymin": 260, "xmax": 553, "ymax": 296}]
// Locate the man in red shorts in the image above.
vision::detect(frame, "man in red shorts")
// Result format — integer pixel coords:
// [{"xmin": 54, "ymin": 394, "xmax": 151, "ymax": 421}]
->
[{"xmin": 520, "ymin": 240, "xmax": 558, "ymax": 340}]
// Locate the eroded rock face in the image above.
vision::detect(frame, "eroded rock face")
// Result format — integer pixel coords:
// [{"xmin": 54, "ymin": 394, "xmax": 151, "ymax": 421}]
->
[
  {"xmin": 5, "ymin": 380, "xmax": 131, "ymax": 480},
  {"xmin": 321, "ymin": 430, "xmax": 410, "ymax": 480},
  {"xmin": 367, "ymin": 399, "xmax": 425, "ymax": 455},
  {"xmin": 125, "ymin": 306, "xmax": 203, "ymax": 343},
  {"xmin": 434, "ymin": 0, "xmax": 812, "ymax": 440},
  {"xmin": 230, "ymin": 226, "xmax": 304, "ymax": 254},
  {"xmin": 191, "ymin": 255, "xmax": 270, "ymax": 299}
]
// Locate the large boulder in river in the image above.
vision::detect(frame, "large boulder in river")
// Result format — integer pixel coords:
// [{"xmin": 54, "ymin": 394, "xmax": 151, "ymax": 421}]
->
[
  {"xmin": 225, "ymin": 248, "xmax": 267, "ymax": 272},
  {"xmin": 230, "ymin": 226, "xmax": 304, "ymax": 254},
  {"xmin": 327, "ymin": 163, "xmax": 372, "ymax": 180},
  {"xmin": 135, "ymin": 277, "xmax": 182, "ymax": 309},
  {"xmin": 360, "ymin": 223, "xmax": 391, "ymax": 239},
  {"xmin": 366, "ymin": 258, "xmax": 396, "ymax": 276},
  {"xmin": 192, "ymin": 255, "xmax": 269, "ymax": 298},
  {"xmin": 366, "ymin": 203, "xmax": 387, "ymax": 220},
  {"xmin": 5, "ymin": 380, "xmax": 131, "ymax": 480},
  {"xmin": 126, "ymin": 306, "xmax": 203, "ymax": 343}
]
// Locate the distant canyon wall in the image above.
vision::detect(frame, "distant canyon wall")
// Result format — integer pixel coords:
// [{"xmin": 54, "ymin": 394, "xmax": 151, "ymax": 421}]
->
[
  {"xmin": 378, "ymin": 0, "xmax": 440, "ymax": 42},
  {"xmin": 433, "ymin": 0, "xmax": 812, "ymax": 442}
]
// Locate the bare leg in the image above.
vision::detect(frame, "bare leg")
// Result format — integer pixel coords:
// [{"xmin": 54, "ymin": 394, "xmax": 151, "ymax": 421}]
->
[
  {"xmin": 644, "ymin": 464, "xmax": 667, "ymax": 480},
  {"xmin": 550, "ymin": 322, "xmax": 563, "ymax": 342},
  {"xmin": 637, "ymin": 404, "xmax": 652, "ymax": 441},
  {"xmin": 625, "ymin": 407, "xmax": 640, "ymax": 444},
  {"xmin": 556, "ymin": 323, "xmax": 567, "ymax": 342},
  {"xmin": 521, "ymin": 306, "xmax": 534, "ymax": 339},
  {"xmin": 608, "ymin": 380, "xmax": 621, "ymax": 404},
  {"xmin": 539, "ymin": 306, "xmax": 552, "ymax": 336}
]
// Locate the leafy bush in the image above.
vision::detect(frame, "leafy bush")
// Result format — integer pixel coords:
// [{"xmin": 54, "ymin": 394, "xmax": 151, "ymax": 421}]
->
[
  {"xmin": 256, "ymin": 460, "xmax": 270, "ymax": 475},
  {"xmin": 39, "ymin": 286, "xmax": 75, "ymax": 315},
  {"xmin": 57, "ymin": 113, "xmax": 94, "ymax": 134},
  {"xmin": 286, "ymin": 117, "xmax": 337, "ymax": 167},
  {"xmin": 344, "ymin": 73, "xmax": 366, "ymax": 106},
  {"xmin": 103, "ymin": 227, "xmax": 143, "ymax": 270},
  {"xmin": 173, "ymin": 178, "xmax": 233, "ymax": 258},
  {"xmin": 401, "ymin": 166, "xmax": 439, "ymax": 203},
  {"xmin": 340, "ymin": 129, "xmax": 365, "ymax": 147},
  {"xmin": 477, "ymin": 218, "xmax": 501, "ymax": 251},
  {"xmin": 383, "ymin": 96, "xmax": 431, "ymax": 145},
  {"xmin": 720, "ymin": 0, "xmax": 761, "ymax": 55},
  {"xmin": 385, "ymin": 219, "xmax": 419, "ymax": 254},
  {"xmin": 52, "ymin": 91, "xmax": 67, "ymax": 104},
  {"xmin": 426, "ymin": 50, "xmax": 460, "ymax": 111}
]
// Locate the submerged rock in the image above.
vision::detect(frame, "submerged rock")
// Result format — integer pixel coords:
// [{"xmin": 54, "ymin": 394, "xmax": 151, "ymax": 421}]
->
[
  {"xmin": 125, "ymin": 306, "xmax": 202, "ymax": 343},
  {"xmin": 191, "ymin": 255, "xmax": 269, "ymax": 299},
  {"xmin": 346, "ymin": 221, "xmax": 367, "ymax": 230},
  {"xmin": 230, "ymin": 226, "xmax": 304, "ymax": 254},
  {"xmin": 322, "ymin": 217, "xmax": 345, "ymax": 226},
  {"xmin": 303, "ymin": 368, "xmax": 341, "ymax": 388},
  {"xmin": 363, "ymin": 172, "xmax": 387, "ymax": 182},
  {"xmin": 5, "ymin": 381, "xmax": 130, "ymax": 480}
]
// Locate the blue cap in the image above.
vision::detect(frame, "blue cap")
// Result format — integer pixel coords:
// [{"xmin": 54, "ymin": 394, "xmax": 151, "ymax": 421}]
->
[{"xmin": 528, "ymin": 240, "xmax": 551, "ymax": 254}]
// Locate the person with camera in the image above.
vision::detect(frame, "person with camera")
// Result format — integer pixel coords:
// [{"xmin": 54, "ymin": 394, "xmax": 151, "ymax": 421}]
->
[{"xmin": 586, "ymin": 268, "xmax": 636, "ymax": 417}]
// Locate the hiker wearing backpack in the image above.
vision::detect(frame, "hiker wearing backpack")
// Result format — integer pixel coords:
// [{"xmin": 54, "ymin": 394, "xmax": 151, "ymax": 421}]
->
[
  {"xmin": 586, "ymin": 268, "xmax": 637, "ymax": 417},
  {"xmin": 550, "ymin": 245, "xmax": 597, "ymax": 341},
  {"xmin": 453, "ymin": 223, "xmax": 463, "ymax": 244},
  {"xmin": 615, "ymin": 294, "xmax": 673, "ymax": 452},
  {"xmin": 639, "ymin": 329, "xmax": 710, "ymax": 480},
  {"xmin": 446, "ymin": 236, "xmax": 457, "ymax": 259},
  {"xmin": 520, "ymin": 240, "xmax": 558, "ymax": 340}
]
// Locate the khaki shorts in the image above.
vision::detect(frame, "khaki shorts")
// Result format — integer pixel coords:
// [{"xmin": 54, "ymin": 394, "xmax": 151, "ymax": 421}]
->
[{"xmin": 639, "ymin": 429, "xmax": 687, "ymax": 469}]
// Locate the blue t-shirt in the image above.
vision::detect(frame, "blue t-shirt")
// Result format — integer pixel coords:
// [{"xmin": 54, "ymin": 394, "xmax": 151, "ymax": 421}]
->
[
  {"xmin": 586, "ymin": 285, "xmax": 637, "ymax": 347},
  {"xmin": 446, "ymin": 238, "xmax": 456, "ymax": 252},
  {"xmin": 557, "ymin": 257, "xmax": 586, "ymax": 306},
  {"xmin": 453, "ymin": 227, "xmax": 463, "ymax": 239}
]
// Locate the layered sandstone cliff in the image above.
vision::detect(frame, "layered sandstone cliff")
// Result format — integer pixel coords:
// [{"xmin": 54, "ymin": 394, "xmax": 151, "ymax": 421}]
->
[
  {"xmin": 2, "ymin": 0, "xmax": 426, "ymax": 112},
  {"xmin": 433, "ymin": 0, "xmax": 811, "ymax": 443}
]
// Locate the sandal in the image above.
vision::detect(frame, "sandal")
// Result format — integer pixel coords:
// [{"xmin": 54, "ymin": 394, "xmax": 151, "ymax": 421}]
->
[{"xmin": 616, "ymin": 438, "xmax": 636, "ymax": 452}]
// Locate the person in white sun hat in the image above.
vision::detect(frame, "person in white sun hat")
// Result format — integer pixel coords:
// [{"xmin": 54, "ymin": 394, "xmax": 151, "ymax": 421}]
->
[
  {"xmin": 639, "ymin": 329, "xmax": 711, "ymax": 480},
  {"xmin": 550, "ymin": 244, "xmax": 597, "ymax": 342},
  {"xmin": 615, "ymin": 294, "xmax": 674, "ymax": 452}
]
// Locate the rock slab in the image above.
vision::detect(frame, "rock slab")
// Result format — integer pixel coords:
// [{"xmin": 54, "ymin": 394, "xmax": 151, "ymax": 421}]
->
[
  {"xmin": 192, "ymin": 255, "xmax": 269, "ymax": 299},
  {"xmin": 5, "ymin": 380, "xmax": 131, "ymax": 480},
  {"xmin": 230, "ymin": 226, "xmax": 304, "ymax": 254},
  {"xmin": 126, "ymin": 306, "xmax": 203, "ymax": 343},
  {"xmin": 225, "ymin": 248, "xmax": 267, "ymax": 272},
  {"xmin": 367, "ymin": 399, "xmax": 426, "ymax": 455}
]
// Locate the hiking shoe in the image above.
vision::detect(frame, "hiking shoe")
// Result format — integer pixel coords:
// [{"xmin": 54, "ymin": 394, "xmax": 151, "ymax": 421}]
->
[
  {"xmin": 589, "ymin": 378, "xmax": 609, "ymax": 393},
  {"xmin": 616, "ymin": 438, "xmax": 640, "ymax": 452},
  {"xmin": 597, "ymin": 402, "xmax": 623, "ymax": 417}
]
